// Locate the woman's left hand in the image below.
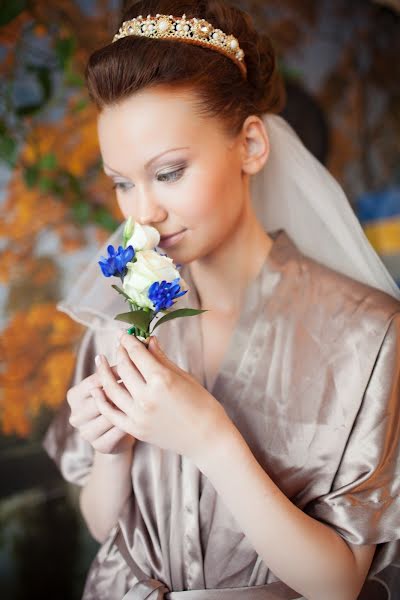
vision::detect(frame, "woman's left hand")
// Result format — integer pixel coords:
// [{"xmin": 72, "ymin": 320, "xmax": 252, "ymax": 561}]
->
[{"xmin": 90, "ymin": 332, "xmax": 232, "ymax": 464}]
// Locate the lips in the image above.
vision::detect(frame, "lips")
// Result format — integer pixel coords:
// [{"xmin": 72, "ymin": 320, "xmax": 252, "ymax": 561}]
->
[{"xmin": 160, "ymin": 229, "xmax": 186, "ymax": 241}]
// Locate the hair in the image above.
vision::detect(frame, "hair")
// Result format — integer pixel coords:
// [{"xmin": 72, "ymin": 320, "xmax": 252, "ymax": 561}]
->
[{"xmin": 85, "ymin": 0, "xmax": 286, "ymax": 138}]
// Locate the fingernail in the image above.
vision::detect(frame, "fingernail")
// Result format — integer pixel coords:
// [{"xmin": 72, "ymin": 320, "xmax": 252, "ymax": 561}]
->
[{"xmin": 95, "ymin": 354, "xmax": 101, "ymax": 367}]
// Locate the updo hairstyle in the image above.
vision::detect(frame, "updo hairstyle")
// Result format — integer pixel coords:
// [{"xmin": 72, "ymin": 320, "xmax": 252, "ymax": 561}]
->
[{"xmin": 85, "ymin": 0, "xmax": 286, "ymax": 138}]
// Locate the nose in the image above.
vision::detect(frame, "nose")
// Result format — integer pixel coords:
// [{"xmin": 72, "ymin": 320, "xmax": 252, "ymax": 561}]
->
[{"xmin": 131, "ymin": 188, "xmax": 166, "ymax": 226}]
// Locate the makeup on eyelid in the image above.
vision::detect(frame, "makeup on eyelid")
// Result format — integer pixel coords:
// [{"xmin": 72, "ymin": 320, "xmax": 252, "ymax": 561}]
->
[{"xmin": 111, "ymin": 163, "xmax": 187, "ymax": 191}]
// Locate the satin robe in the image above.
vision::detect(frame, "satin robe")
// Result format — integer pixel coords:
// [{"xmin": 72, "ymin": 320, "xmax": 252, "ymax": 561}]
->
[{"xmin": 42, "ymin": 229, "xmax": 400, "ymax": 600}]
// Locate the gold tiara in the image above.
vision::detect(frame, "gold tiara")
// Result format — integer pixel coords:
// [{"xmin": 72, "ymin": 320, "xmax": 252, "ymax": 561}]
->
[{"xmin": 112, "ymin": 13, "xmax": 247, "ymax": 79}]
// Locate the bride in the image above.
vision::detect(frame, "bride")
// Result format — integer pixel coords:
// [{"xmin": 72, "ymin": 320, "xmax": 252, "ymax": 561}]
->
[{"xmin": 43, "ymin": 2, "xmax": 400, "ymax": 599}]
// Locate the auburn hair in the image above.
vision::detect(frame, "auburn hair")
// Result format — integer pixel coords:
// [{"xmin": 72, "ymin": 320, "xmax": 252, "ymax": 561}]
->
[{"xmin": 85, "ymin": 0, "xmax": 286, "ymax": 137}]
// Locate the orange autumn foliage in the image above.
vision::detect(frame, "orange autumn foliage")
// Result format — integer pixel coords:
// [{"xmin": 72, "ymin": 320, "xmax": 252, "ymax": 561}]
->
[
  {"xmin": 0, "ymin": 304, "xmax": 82, "ymax": 437},
  {"xmin": 21, "ymin": 102, "xmax": 100, "ymax": 177}
]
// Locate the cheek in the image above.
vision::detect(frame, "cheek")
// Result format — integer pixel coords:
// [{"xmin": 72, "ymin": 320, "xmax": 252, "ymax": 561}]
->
[
  {"xmin": 178, "ymin": 169, "xmax": 230, "ymax": 223},
  {"xmin": 116, "ymin": 195, "xmax": 131, "ymax": 219}
]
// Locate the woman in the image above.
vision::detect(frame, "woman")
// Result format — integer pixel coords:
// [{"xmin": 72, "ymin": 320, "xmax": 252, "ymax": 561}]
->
[{"xmin": 42, "ymin": 1, "xmax": 400, "ymax": 599}]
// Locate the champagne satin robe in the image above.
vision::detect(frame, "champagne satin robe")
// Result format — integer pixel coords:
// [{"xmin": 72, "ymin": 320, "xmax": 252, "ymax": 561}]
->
[{"xmin": 42, "ymin": 229, "xmax": 400, "ymax": 600}]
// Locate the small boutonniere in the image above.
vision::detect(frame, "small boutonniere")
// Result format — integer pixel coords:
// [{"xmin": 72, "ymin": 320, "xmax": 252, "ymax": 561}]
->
[{"xmin": 97, "ymin": 217, "xmax": 206, "ymax": 345}]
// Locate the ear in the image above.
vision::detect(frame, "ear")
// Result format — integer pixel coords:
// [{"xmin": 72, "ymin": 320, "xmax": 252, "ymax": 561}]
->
[{"xmin": 240, "ymin": 115, "xmax": 270, "ymax": 176}]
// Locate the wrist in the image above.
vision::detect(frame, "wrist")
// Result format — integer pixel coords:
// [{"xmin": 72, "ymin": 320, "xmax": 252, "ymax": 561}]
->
[
  {"xmin": 194, "ymin": 413, "xmax": 244, "ymax": 475},
  {"xmin": 94, "ymin": 446, "xmax": 134, "ymax": 462}
]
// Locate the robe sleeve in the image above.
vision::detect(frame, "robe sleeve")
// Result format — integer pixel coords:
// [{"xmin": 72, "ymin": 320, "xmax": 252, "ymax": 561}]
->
[
  {"xmin": 42, "ymin": 327, "xmax": 98, "ymax": 487},
  {"xmin": 304, "ymin": 311, "xmax": 400, "ymax": 555}
]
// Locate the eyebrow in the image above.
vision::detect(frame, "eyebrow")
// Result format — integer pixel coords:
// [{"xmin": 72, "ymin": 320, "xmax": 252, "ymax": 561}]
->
[{"xmin": 102, "ymin": 146, "xmax": 190, "ymax": 174}]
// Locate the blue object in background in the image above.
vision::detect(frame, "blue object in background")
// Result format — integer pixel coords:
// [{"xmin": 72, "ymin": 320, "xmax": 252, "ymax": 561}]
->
[{"xmin": 355, "ymin": 185, "xmax": 400, "ymax": 289}]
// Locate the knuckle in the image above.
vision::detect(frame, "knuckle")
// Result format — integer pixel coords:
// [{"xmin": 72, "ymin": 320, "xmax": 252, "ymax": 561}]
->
[
  {"xmin": 101, "ymin": 380, "xmax": 114, "ymax": 397},
  {"xmin": 117, "ymin": 345, "xmax": 129, "ymax": 360},
  {"xmin": 134, "ymin": 423, "xmax": 147, "ymax": 440},
  {"xmin": 151, "ymin": 369, "xmax": 170, "ymax": 388},
  {"xmin": 66, "ymin": 388, "xmax": 75, "ymax": 407},
  {"xmin": 91, "ymin": 438, "xmax": 102, "ymax": 451},
  {"xmin": 142, "ymin": 398, "xmax": 155, "ymax": 415}
]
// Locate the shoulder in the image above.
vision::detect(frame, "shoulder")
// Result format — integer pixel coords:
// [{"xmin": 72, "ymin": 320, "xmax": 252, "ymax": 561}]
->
[
  {"xmin": 304, "ymin": 254, "xmax": 399, "ymax": 324},
  {"xmin": 270, "ymin": 229, "xmax": 400, "ymax": 335}
]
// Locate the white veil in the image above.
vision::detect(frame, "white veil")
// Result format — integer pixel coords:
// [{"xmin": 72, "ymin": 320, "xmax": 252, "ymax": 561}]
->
[{"xmin": 56, "ymin": 113, "xmax": 400, "ymax": 332}]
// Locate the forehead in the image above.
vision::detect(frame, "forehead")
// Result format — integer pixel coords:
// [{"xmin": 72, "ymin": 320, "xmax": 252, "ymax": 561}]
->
[{"xmin": 97, "ymin": 87, "xmax": 204, "ymax": 150}]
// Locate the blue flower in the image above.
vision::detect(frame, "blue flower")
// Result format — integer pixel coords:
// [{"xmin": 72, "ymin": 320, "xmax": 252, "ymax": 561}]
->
[
  {"xmin": 148, "ymin": 278, "xmax": 187, "ymax": 312},
  {"xmin": 98, "ymin": 244, "xmax": 135, "ymax": 278}
]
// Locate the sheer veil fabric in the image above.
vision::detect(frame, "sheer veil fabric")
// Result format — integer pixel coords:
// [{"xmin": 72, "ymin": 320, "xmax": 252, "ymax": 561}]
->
[{"xmin": 56, "ymin": 113, "xmax": 400, "ymax": 334}]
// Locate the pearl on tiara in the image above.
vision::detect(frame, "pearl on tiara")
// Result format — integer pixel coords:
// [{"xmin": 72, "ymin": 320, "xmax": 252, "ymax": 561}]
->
[{"xmin": 112, "ymin": 13, "xmax": 247, "ymax": 79}]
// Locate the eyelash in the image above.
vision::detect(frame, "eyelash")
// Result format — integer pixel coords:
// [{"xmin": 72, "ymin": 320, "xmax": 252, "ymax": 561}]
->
[{"xmin": 112, "ymin": 167, "xmax": 186, "ymax": 192}]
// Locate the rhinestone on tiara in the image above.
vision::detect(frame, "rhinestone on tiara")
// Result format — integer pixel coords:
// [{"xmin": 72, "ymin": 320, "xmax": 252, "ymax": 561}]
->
[{"xmin": 112, "ymin": 13, "xmax": 247, "ymax": 79}]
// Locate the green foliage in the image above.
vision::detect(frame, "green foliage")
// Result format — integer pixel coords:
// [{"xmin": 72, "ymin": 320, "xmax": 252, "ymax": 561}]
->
[
  {"xmin": 38, "ymin": 152, "xmax": 57, "ymax": 169},
  {"xmin": 23, "ymin": 164, "xmax": 39, "ymax": 188},
  {"xmin": 115, "ymin": 310, "xmax": 154, "ymax": 331},
  {"xmin": 71, "ymin": 200, "xmax": 90, "ymax": 224},
  {"xmin": 55, "ymin": 37, "xmax": 76, "ymax": 71},
  {"xmin": 93, "ymin": 206, "xmax": 120, "ymax": 231},
  {"xmin": 151, "ymin": 308, "xmax": 208, "ymax": 332},
  {"xmin": 0, "ymin": 0, "xmax": 27, "ymax": 26},
  {"xmin": 0, "ymin": 17, "xmax": 116, "ymax": 232},
  {"xmin": 0, "ymin": 121, "xmax": 18, "ymax": 167}
]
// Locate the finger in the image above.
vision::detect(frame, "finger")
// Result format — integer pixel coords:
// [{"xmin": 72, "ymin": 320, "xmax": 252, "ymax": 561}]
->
[
  {"xmin": 92, "ymin": 426, "xmax": 131, "ymax": 454},
  {"xmin": 69, "ymin": 396, "xmax": 99, "ymax": 427},
  {"xmin": 116, "ymin": 344, "xmax": 146, "ymax": 397},
  {"xmin": 120, "ymin": 333, "xmax": 164, "ymax": 382},
  {"xmin": 80, "ymin": 414, "xmax": 114, "ymax": 442},
  {"xmin": 91, "ymin": 387, "xmax": 133, "ymax": 434},
  {"xmin": 71, "ymin": 365, "xmax": 123, "ymax": 402},
  {"xmin": 94, "ymin": 355, "xmax": 135, "ymax": 415}
]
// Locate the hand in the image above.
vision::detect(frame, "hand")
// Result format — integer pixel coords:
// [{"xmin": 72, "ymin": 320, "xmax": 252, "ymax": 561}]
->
[
  {"xmin": 67, "ymin": 366, "xmax": 136, "ymax": 455},
  {"xmin": 91, "ymin": 333, "xmax": 230, "ymax": 464}
]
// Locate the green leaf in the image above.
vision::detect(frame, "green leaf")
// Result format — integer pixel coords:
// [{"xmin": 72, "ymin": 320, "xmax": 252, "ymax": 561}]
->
[
  {"xmin": 93, "ymin": 206, "xmax": 120, "ymax": 231},
  {"xmin": 38, "ymin": 152, "xmax": 57, "ymax": 169},
  {"xmin": 55, "ymin": 37, "xmax": 76, "ymax": 71},
  {"xmin": 16, "ymin": 103, "xmax": 42, "ymax": 117},
  {"xmin": 65, "ymin": 69, "xmax": 84, "ymax": 87},
  {"xmin": 114, "ymin": 310, "xmax": 153, "ymax": 330},
  {"xmin": 51, "ymin": 181, "xmax": 64, "ymax": 197},
  {"xmin": 71, "ymin": 200, "xmax": 90, "ymax": 224},
  {"xmin": 38, "ymin": 176, "xmax": 54, "ymax": 192},
  {"xmin": 0, "ymin": 133, "xmax": 18, "ymax": 167},
  {"xmin": 23, "ymin": 165, "xmax": 40, "ymax": 188},
  {"xmin": 0, "ymin": 0, "xmax": 27, "ymax": 26},
  {"xmin": 151, "ymin": 308, "xmax": 208, "ymax": 332},
  {"xmin": 71, "ymin": 98, "xmax": 88, "ymax": 112},
  {"xmin": 26, "ymin": 64, "xmax": 53, "ymax": 104}
]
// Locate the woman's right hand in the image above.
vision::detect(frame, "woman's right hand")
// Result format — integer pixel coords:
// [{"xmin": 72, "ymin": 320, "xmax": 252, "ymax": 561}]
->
[{"xmin": 67, "ymin": 363, "xmax": 136, "ymax": 455}]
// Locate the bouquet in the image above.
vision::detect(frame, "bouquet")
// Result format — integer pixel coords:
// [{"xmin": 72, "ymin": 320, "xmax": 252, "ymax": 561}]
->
[{"xmin": 98, "ymin": 217, "xmax": 206, "ymax": 345}]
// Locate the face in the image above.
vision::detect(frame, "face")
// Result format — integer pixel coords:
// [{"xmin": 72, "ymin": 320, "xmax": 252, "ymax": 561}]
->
[{"xmin": 98, "ymin": 86, "xmax": 255, "ymax": 263}]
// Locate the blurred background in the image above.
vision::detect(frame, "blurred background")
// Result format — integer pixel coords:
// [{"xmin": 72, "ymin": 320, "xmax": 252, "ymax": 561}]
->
[{"xmin": 0, "ymin": 0, "xmax": 399, "ymax": 598}]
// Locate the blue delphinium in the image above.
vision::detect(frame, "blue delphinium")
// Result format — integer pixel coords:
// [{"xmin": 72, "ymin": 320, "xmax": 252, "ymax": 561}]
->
[
  {"xmin": 98, "ymin": 244, "xmax": 135, "ymax": 279},
  {"xmin": 148, "ymin": 278, "xmax": 187, "ymax": 312}
]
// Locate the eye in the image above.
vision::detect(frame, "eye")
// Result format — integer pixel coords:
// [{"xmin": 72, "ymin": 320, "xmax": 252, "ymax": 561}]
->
[
  {"xmin": 112, "ymin": 182, "xmax": 133, "ymax": 193},
  {"xmin": 156, "ymin": 167, "xmax": 186, "ymax": 183}
]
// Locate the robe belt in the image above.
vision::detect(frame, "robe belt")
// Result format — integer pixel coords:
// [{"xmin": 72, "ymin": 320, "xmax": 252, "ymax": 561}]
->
[{"xmin": 115, "ymin": 528, "xmax": 304, "ymax": 600}]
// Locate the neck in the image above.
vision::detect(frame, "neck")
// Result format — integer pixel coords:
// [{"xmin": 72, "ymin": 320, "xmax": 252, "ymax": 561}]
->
[{"xmin": 189, "ymin": 204, "xmax": 273, "ymax": 314}]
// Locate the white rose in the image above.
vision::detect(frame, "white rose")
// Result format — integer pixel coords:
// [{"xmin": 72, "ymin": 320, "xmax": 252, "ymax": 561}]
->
[
  {"xmin": 125, "ymin": 221, "xmax": 160, "ymax": 251},
  {"xmin": 123, "ymin": 249, "xmax": 187, "ymax": 310}
]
